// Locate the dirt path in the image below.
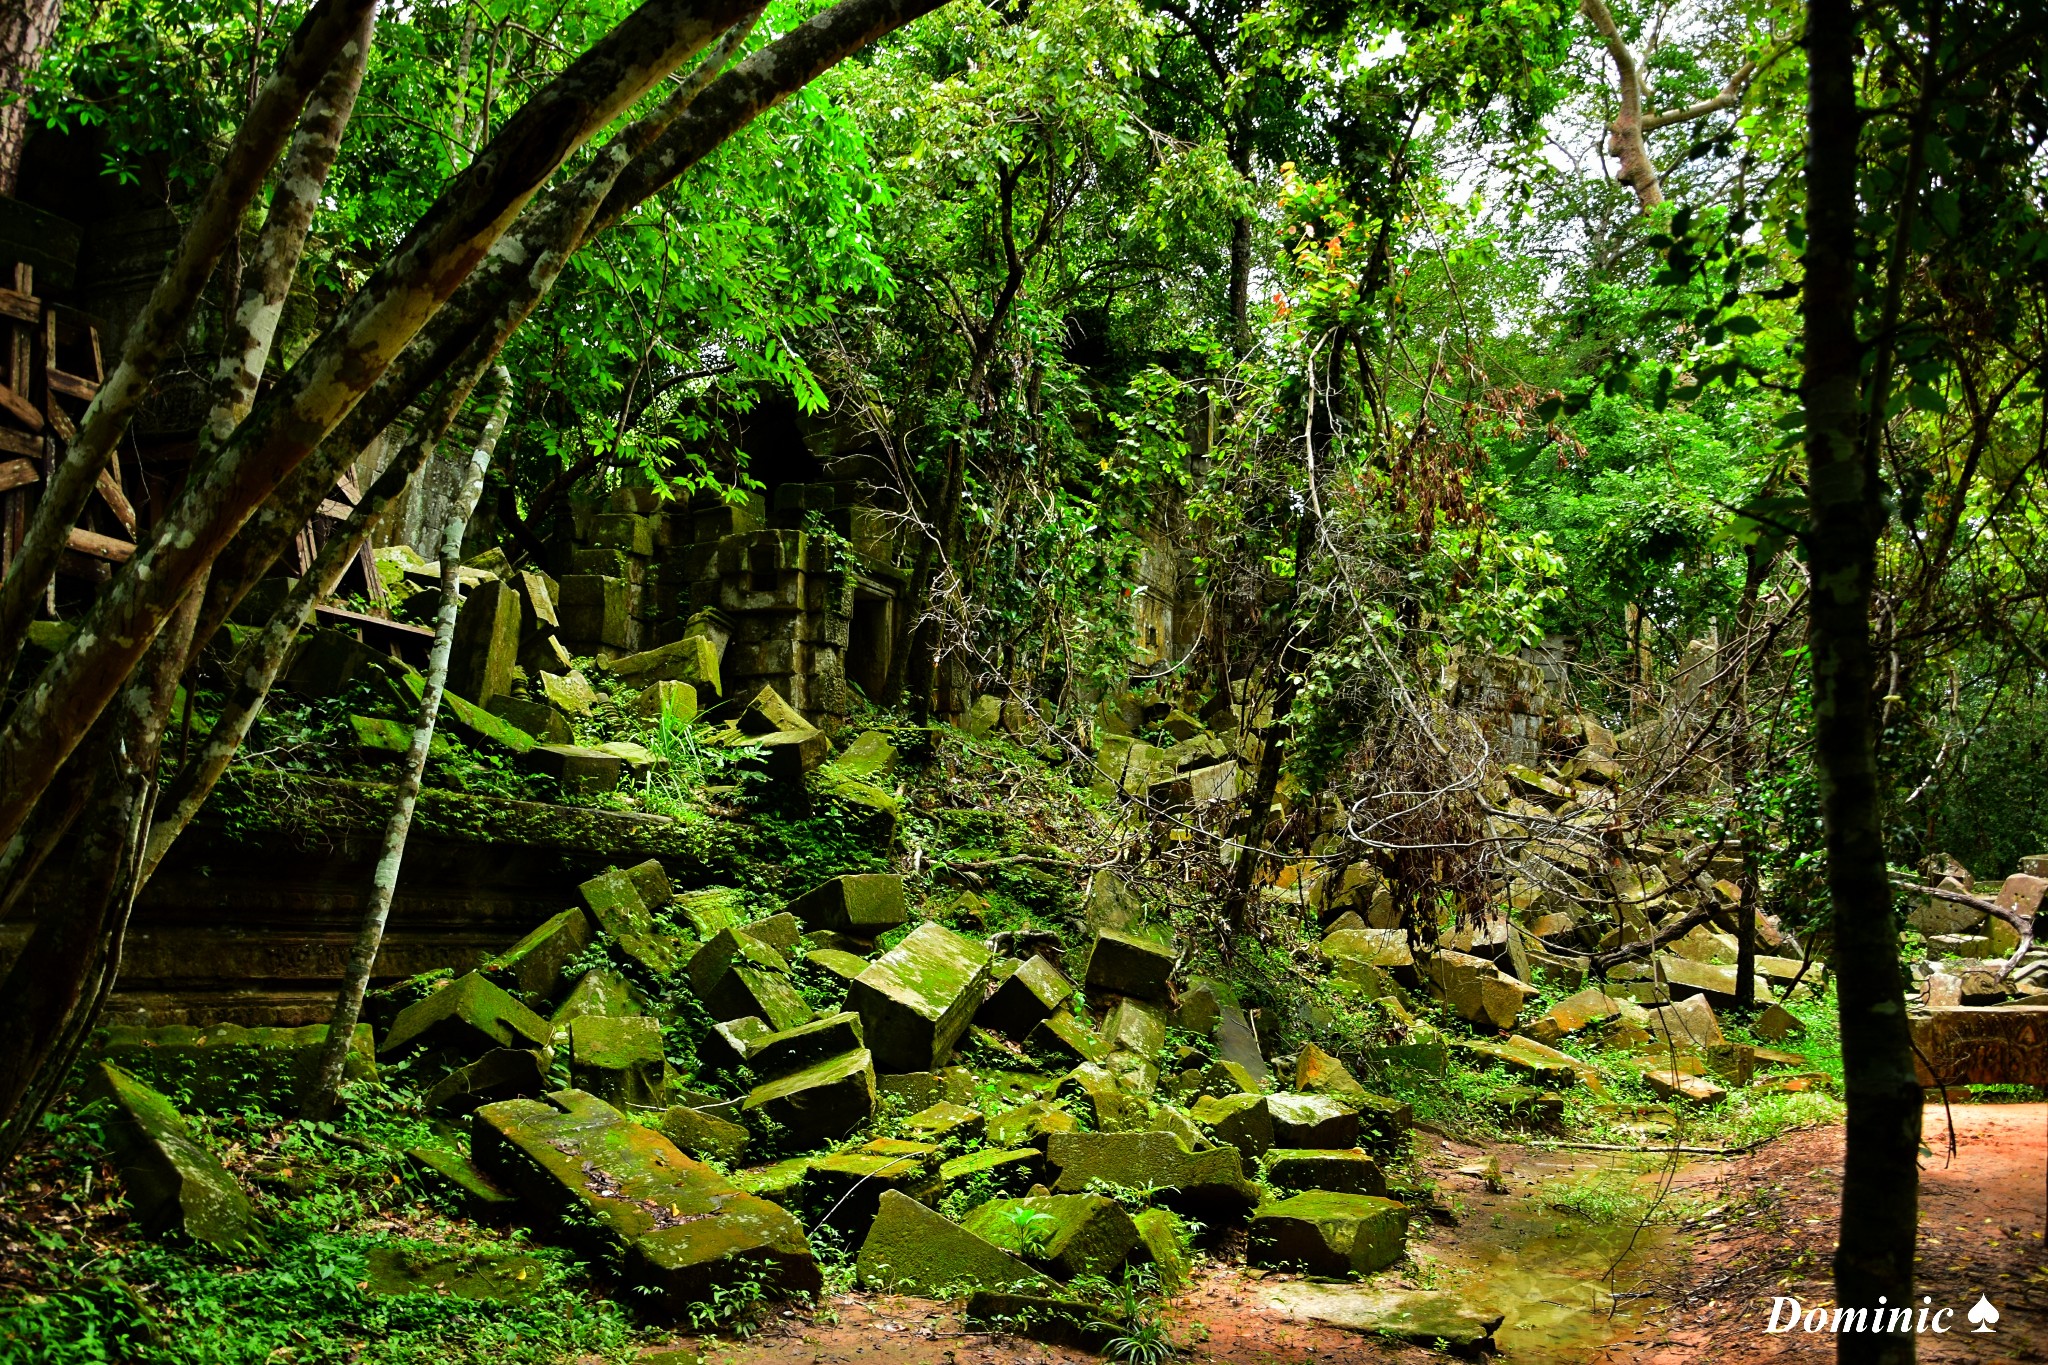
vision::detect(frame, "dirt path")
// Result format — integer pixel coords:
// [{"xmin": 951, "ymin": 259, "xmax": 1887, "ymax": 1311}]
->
[{"xmin": 666, "ymin": 1105, "xmax": 2045, "ymax": 1365}]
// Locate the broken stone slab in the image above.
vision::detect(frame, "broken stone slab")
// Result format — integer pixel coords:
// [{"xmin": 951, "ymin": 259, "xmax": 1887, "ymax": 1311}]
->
[
  {"xmin": 1215, "ymin": 1006, "xmax": 1272, "ymax": 1087},
  {"xmin": 987, "ymin": 1100, "xmax": 1080, "ymax": 1151},
  {"xmin": 1082, "ymin": 868, "xmax": 1144, "ymax": 931},
  {"xmin": 472, "ymin": 1089, "xmax": 818, "ymax": 1312},
  {"xmin": 963, "ymin": 1194, "xmax": 1143, "ymax": 1280},
  {"xmin": 579, "ymin": 866, "xmax": 683, "ymax": 974},
  {"xmin": 1266, "ymin": 1093, "xmax": 1360, "ymax": 1149},
  {"xmin": 1249, "ymin": 1192, "xmax": 1408, "ymax": 1277},
  {"xmin": 1042, "ymin": 1130, "xmax": 1259, "ymax": 1218},
  {"xmin": 606, "ymin": 636, "xmax": 723, "ymax": 695},
  {"xmin": 903, "ymin": 1100, "xmax": 985, "ymax": 1144},
  {"xmin": 1132, "ymin": 1208, "xmax": 1192, "ymax": 1291},
  {"xmin": 748, "ymin": 1011, "xmax": 865, "ymax": 1080},
  {"xmin": 857, "ymin": 1189, "xmax": 1052, "ymax": 1295},
  {"xmin": 740, "ymin": 912, "xmax": 803, "ymax": 955},
  {"xmin": 1292, "ymin": 1043, "xmax": 1368, "ymax": 1099},
  {"xmin": 848, "ymin": 922, "xmax": 993, "ymax": 1072},
  {"xmin": 1656, "ymin": 955, "xmax": 1765, "ymax": 1010},
  {"xmin": 1082, "ymin": 927, "xmax": 1176, "ymax": 1001},
  {"xmin": 940, "ymin": 1147, "xmax": 1042, "ymax": 1190},
  {"xmin": 805, "ymin": 1138, "xmax": 943, "ymax": 1236},
  {"xmin": 365, "ymin": 1245, "xmax": 546, "ymax": 1303},
  {"xmin": 1175, "ymin": 977, "xmax": 1233, "ymax": 1036},
  {"xmin": 1100, "ymin": 996, "xmax": 1170, "ymax": 1058},
  {"xmin": 482, "ymin": 909, "xmax": 594, "ymax": 1004},
  {"xmin": 93, "ymin": 1064, "xmax": 265, "ymax": 1254},
  {"xmin": 1494, "ymin": 1084, "xmax": 1566, "ymax": 1126},
  {"xmin": 1264, "ymin": 1283, "xmax": 1503, "ymax": 1351},
  {"xmin": 1421, "ymin": 950, "xmax": 1538, "ymax": 1032},
  {"xmin": 1261, "ymin": 1148, "xmax": 1387, "ymax": 1197},
  {"xmin": 1453, "ymin": 1037, "xmax": 1580, "ymax": 1091},
  {"xmin": 978, "ymin": 954, "xmax": 1075, "ymax": 1038},
  {"xmin": 382, "ymin": 973, "xmax": 553, "ymax": 1062},
  {"xmin": 1319, "ymin": 928, "xmax": 1415, "ymax": 982},
  {"xmin": 424, "ymin": 1048, "xmax": 550, "ymax": 1117},
  {"xmin": 1909, "ymin": 1005, "xmax": 2048, "ymax": 1087},
  {"xmin": 634, "ymin": 678, "xmax": 699, "ymax": 724},
  {"xmin": 834, "ymin": 730, "xmax": 899, "ymax": 777},
  {"xmin": 569, "ymin": 1015, "xmax": 667, "ymax": 1109},
  {"xmin": 525, "ymin": 743, "xmax": 624, "ymax": 795},
  {"xmin": 675, "ymin": 886, "xmax": 747, "ymax": 938},
  {"xmin": 804, "ymin": 948, "xmax": 871, "ymax": 986},
  {"xmin": 660, "ymin": 1104, "xmax": 750, "ymax": 1165},
  {"xmin": 786, "ymin": 873, "xmax": 908, "ymax": 937},
  {"xmin": 406, "ymin": 1146, "xmax": 518, "ymax": 1222},
  {"xmin": 539, "ymin": 668, "xmax": 598, "ymax": 716},
  {"xmin": 1752, "ymin": 1002, "xmax": 1807, "ymax": 1042},
  {"xmin": 1191, "ymin": 1093, "xmax": 1273, "ymax": 1160},
  {"xmin": 551, "ymin": 968, "xmax": 642, "ymax": 1026},
  {"xmin": 741, "ymin": 1048, "xmax": 877, "ymax": 1147},
  {"xmin": 687, "ymin": 929, "xmax": 812, "ymax": 1032},
  {"xmin": 1525, "ymin": 987, "xmax": 1625, "ymax": 1046},
  {"xmin": 1055, "ymin": 1063, "xmax": 1147, "ymax": 1131},
  {"xmin": 1029, "ymin": 1010, "xmax": 1111, "ymax": 1064},
  {"xmin": 878, "ymin": 1067, "xmax": 977, "ymax": 1112},
  {"xmin": 94, "ymin": 1022, "xmax": 375, "ymax": 1113},
  {"xmin": 1641, "ymin": 1069, "xmax": 1728, "ymax": 1104},
  {"xmin": 1643, "ymin": 993, "xmax": 1725, "ymax": 1052}
]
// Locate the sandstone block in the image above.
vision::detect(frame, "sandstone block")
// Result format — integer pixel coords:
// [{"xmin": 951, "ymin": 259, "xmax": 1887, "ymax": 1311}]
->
[
  {"xmin": 742, "ymin": 1048, "xmax": 878, "ymax": 1146},
  {"xmin": 963, "ymin": 1194, "xmax": 1142, "ymax": 1281},
  {"xmin": 1083, "ymin": 928, "xmax": 1176, "ymax": 1001},
  {"xmin": 978, "ymin": 955, "xmax": 1075, "ymax": 1038},
  {"xmin": 382, "ymin": 973, "xmax": 552, "ymax": 1061},
  {"xmin": 1266, "ymin": 1093, "xmax": 1360, "ymax": 1149},
  {"xmin": 569, "ymin": 1015, "xmax": 667, "ymax": 1109},
  {"xmin": 787, "ymin": 873, "xmax": 908, "ymax": 936},
  {"xmin": 848, "ymin": 922, "xmax": 993, "ymax": 1071},
  {"xmin": 94, "ymin": 1064, "xmax": 264, "ymax": 1254},
  {"xmin": 1042, "ymin": 1130, "xmax": 1258, "ymax": 1217},
  {"xmin": 1249, "ymin": 1192, "xmax": 1407, "ymax": 1277},
  {"xmin": 1261, "ymin": 1148, "xmax": 1386, "ymax": 1197},
  {"xmin": 857, "ymin": 1190, "xmax": 1050, "ymax": 1295}
]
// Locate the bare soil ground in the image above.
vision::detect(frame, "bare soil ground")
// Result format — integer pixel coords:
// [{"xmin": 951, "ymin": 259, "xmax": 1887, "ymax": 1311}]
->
[{"xmin": 667, "ymin": 1104, "xmax": 2046, "ymax": 1365}]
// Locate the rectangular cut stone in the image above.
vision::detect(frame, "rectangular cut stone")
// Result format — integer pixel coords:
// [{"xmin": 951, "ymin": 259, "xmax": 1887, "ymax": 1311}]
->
[
  {"xmin": 848, "ymin": 923, "xmax": 993, "ymax": 1072},
  {"xmin": 94, "ymin": 1064, "xmax": 265, "ymax": 1254},
  {"xmin": 1042, "ymin": 1131, "xmax": 1258, "ymax": 1217},
  {"xmin": 1910, "ymin": 1005, "xmax": 2048, "ymax": 1086},
  {"xmin": 481, "ymin": 908, "xmax": 593, "ymax": 1003},
  {"xmin": 447, "ymin": 578, "xmax": 522, "ymax": 704},
  {"xmin": 742, "ymin": 1048, "xmax": 878, "ymax": 1146},
  {"xmin": 382, "ymin": 973, "xmax": 552, "ymax": 1061},
  {"xmin": 1250, "ymin": 1192, "xmax": 1407, "ymax": 1277},
  {"xmin": 472, "ymin": 1089, "xmax": 818, "ymax": 1312},
  {"xmin": 1083, "ymin": 928, "xmax": 1176, "ymax": 1000},
  {"xmin": 857, "ymin": 1190, "xmax": 1050, "ymax": 1295},
  {"xmin": 749, "ymin": 1011, "xmax": 865, "ymax": 1079},
  {"xmin": 787, "ymin": 873, "xmax": 909, "ymax": 936},
  {"xmin": 568, "ymin": 1015, "xmax": 667, "ymax": 1109}
]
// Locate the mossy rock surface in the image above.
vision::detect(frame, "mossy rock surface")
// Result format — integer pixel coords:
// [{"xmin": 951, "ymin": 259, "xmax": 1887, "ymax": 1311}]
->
[
  {"xmin": 748, "ymin": 1011, "xmax": 864, "ymax": 1080},
  {"xmin": 481, "ymin": 908, "xmax": 593, "ymax": 1003},
  {"xmin": 1248, "ymin": 1191, "xmax": 1408, "ymax": 1277},
  {"xmin": 382, "ymin": 973, "xmax": 552, "ymax": 1061},
  {"xmin": 961, "ymin": 1193, "xmax": 1141, "ymax": 1281},
  {"xmin": 803, "ymin": 1140, "xmax": 942, "ymax": 1235},
  {"xmin": 1191, "ymin": 1093, "xmax": 1273, "ymax": 1159},
  {"xmin": 551, "ymin": 968, "xmax": 642, "ymax": 1025},
  {"xmin": 1260, "ymin": 1147, "xmax": 1387, "ymax": 1197},
  {"xmin": 1265, "ymin": 1092, "xmax": 1361, "ymax": 1149},
  {"xmin": 742, "ymin": 1047, "xmax": 877, "ymax": 1146},
  {"xmin": 424, "ymin": 1048, "xmax": 549, "ymax": 1117},
  {"xmin": 405, "ymin": 1146, "xmax": 517, "ymax": 1221},
  {"xmin": 472, "ymin": 1089, "xmax": 819, "ymax": 1312},
  {"xmin": 1081, "ymin": 927, "xmax": 1176, "ymax": 1001},
  {"xmin": 1042, "ymin": 1130, "xmax": 1259, "ymax": 1217},
  {"xmin": 93, "ymin": 1064, "xmax": 265, "ymax": 1254},
  {"xmin": 856, "ymin": 1190, "xmax": 1050, "ymax": 1296},
  {"xmin": 976, "ymin": 954, "xmax": 1074, "ymax": 1038},
  {"xmin": 364, "ymin": 1246, "xmax": 547, "ymax": 1301},
  {"xmin": 1132, "ymin": 1207, "xmax": 1192, "ymax": 1291},
  {"xmin": 901, "ymin": 1100, "xmax": 984, "ymax": 1144},
  {"xmin": 568, "ymin": 1015, "xmax": 666, "ymax": 1108},
  {"xmin": 939, "ymin": 1146, "xmax": 1041, "ymax": 1189},
  {"xmin": 94, "ymin": 1022, "xmax": 374, "ymax": 1113},
  {"xmin": 847, "ymin": 922, "xmax": 992, "ymax": 1072},
  {"xmin": 659, "ymin": 1105, "xmax": 751, "ymax": 1165}
]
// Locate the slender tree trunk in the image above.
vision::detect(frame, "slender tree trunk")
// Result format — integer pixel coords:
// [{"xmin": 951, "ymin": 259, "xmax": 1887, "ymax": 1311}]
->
[
  {"xmin": 1731, "ymin": 541, "xmax": 1770, "ymax": 1012},
  {"xmin": 302, "ymin": 366, "xmax": 511, "ymax": 1119},
  {"xmin": 0, "ymin": 0, "xmax": 63, "ymax": 196},
  {"xmin": 1227, "ymin": 131, "xmax": 1252, "ymax": 356},
  {"xmin": 1804, "ymin": 0, "xmax": 1920, "ymax": 1356}
]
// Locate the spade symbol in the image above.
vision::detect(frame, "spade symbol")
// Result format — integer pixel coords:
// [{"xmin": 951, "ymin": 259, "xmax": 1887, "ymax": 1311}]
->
[{"xmin": 1968, "ymin": 1294, "xmax": 1999, "ymax": 1333}]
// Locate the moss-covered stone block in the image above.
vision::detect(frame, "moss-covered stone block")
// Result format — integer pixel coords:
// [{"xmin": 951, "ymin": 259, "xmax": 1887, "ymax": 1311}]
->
[
  {"xmin": 472, "ymin": 1089, "xmax": 818, "ymax": 1313},
  {"xmin": 578, "ymin": 867, "xmax": 681, "ymax": 975},
  {"xmin": 1082, "ymin": 928, "xmax": 1176, "ymax": 1001},
  {"xmin": 902, "ymin": 1100, "xmax": 984, "ymax": 1144},
  {"xmin": 424, "ymin": 1048, "xmax": 549, "ymax": 1117},
  {"xmin": 977, "ymin": 954, "xmax": 1074, "ymax": 1039},
  {"xmin": 877, "ymin": 1067, "xmax": 976, "ymax": 1112},
  {"xmin": 1248, "ymin": 1191, "xmax": 1407, "ymax": 1277},
  {"xmin": 1261, "ymin": 1148, "xmax": 1387, "ymax": 1197},
  {"xmin": 382, "ymin": 973, "xmax": 552, "ymax": 1062},
  {"xmin": 481, "ymin": 908, "xmax": 593, "ymax": 1004},
  {"xmin": 740, "ymin": 911, "xmax": 803, "ymax": 955},
  {"xmin": 1201, "ymin": 1058, "xmax": 1265, "ymax": 1096},
  {"xmin": 364, "ymin": 1246, "xmax": 545, "ymax": 1302},
  {"xmin": 848, "ymin": 922, "xmax": 992, "ymax": 1072},
  {"xmin": 1042, "ymin": 1130, "xmax": 1259, "ymax": 1218},
  {"xmin": 1101, "ymin": 997, "xmax": 1169, "ymax": 1058},
  {"xmin": 1266, "ymin": 1092, "xmax": 1361, "ymax": 1148},
  {"xmin": 406, "ymin": 1145, "xmax": 517, "ymax": 1221},
  {"xmin": 687, "ymin": 929, "xmax": 811, "ymax": 1031},
  {"xmin": 660, "ymin": 1104, "xmax": 751, "ymax": 1165},
  {"xmin": 986, "ymin": 1100, "xmax": 1079, "ymax": 1151},
  {"xmin": 1028, "ymin": 1010, "xmax": 1110, "ymax": 1064},
  {"xmin": 1132, "ymin": 1208, "xmax": 1191, "ymax": 1291},
  {"xmin": 787, "ymin": 873, "xmax": 909, "ymax": 936},
  {"xmin": 963, "ymin": 1194, "xmax": 1141, "ymax": 1281},
  {"xmin": 1191, "ymin": 1092, "xmax": 1273, "ymax": 1160},
  {"xmin": 749, "ymin": 1011, "xmax": 865, "ymax": 1080},
  {"xmin": 857, "ymin": 1190, "xmax": 1050, "ymax": 1295},
  {"xmin": 94, "ymin": 1022, "xmax": 374, "ymax": 1114},
  {"xmin": 93, "ymin": 1064, "xmax": 264, "ymax": 1254},
  {"xmin": 674, "ymin": 885, "xmax": 747, "ymax": 937},
  {"xmin": 804, "ymin": 1139, "xmax": 942, "ymax": 1236},
  {"xmin": 742, "ymin": 1048, "xmax": 877, "ymax": 1147},
  {"xmin": 569, "ymin": 1015, "xmax": 667, "ymax": 1109},
  {"xmin": 939, "ymin": 1146, "xmax": 1041, "ymax": 1190},
  {"xmin": 550, "ymin": 968, "xmax": 642, "ymax": 1026},
  {"xmin": 804, "ymin": 948, "xmax": 870, "ymax": 985},
  {"xmin": 607, "ymin": 636, "xmax": 722, "ymax": 694}
]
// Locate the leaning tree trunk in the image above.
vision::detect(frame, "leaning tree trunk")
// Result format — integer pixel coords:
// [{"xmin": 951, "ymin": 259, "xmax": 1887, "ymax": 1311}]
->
[
  {"xmin": 0, "ymin": 0, "xmax": 64, "ymax": 197},
  {"xmin": 1803, "ymin": 0, "xmax": 1921, "ymax": 1357},
  {"xmin": 301, "ymin": 366, "xmax": 512, "ymax": 1120}
]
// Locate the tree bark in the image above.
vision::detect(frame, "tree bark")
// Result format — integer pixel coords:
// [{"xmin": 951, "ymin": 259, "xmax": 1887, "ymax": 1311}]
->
[
  {"xmin": 0, "ymin": 0, "xmax": 750, "ymax": 855},
  {"xmin": 0, "ymin": 588, "xmax": 199, "ymax": 1168},
  {"xmin": 1803, "ymin": 0, "xmax": 1921, "ymax": 1356},
  {"xmin": 0, "ymin": 0, "xmax": 63, "ymax": 196},
  {"xmin": 0, "ymin": 0, "xmax": 380, "ymax": 689},
  {"xmin": 302, "ymin": 366, "xmax": 511, "ymax": 1120}
]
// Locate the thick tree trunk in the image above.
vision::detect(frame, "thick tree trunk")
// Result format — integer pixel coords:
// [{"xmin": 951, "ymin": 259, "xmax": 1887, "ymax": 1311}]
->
[
  {"xmin": 0, "ymin": 0, "xmax": 749, "ymax": 855},
  {"xmin": 302, "ymin": 367, "xmax": 510, "ymax": 1120},
  {"xmin": 1803, "ymin": 0, "xmax": 1921, "ymax": 1357},
  {"xmin": 0, "ymin": 588, "xmax": 199, "ymax": 1168},
  {"xmin": 0, "ymin": 0, "xmax": 63, "ymax": 196},
  {"xmin": 0, "ymin": 0, "xmax": 380, "ymax": 688}
]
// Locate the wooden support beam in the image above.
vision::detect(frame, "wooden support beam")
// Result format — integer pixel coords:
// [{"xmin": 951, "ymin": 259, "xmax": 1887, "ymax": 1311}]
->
[
  {"xmin": 0, "ymin": 459, "xmax": 39, "ymax": 493},
  {"xmin": 0, "ymin": 382, "xmax": 40, "ymax": 431},
  {"xmin": 46, "ymin": 370, "xmax": 98, "ymax": 401},
  {"xmin": 0, "ymin": 427, "xmax": 40, "ymax": 458},
  {"xmin": 66, "ymin": 527, "xmax": 134, "ymax": 562}
]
